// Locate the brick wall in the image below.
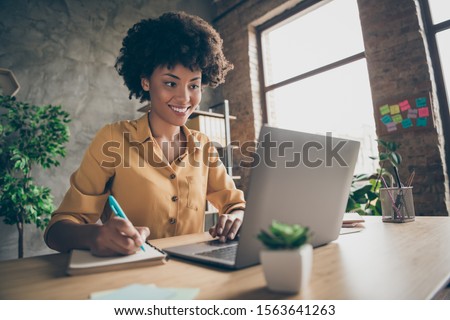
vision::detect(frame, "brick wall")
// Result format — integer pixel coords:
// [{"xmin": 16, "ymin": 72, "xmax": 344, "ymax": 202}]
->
[
  {"xmin": 214, "ymin": 0, "xmax": 449, "ymax": 215},
  {"xmin": 357, "ymin": 0, "xmax": 449, "ymax": 215}
]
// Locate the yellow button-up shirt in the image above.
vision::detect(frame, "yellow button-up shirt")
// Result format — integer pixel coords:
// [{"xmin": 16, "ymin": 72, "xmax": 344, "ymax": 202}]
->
[{"xmin": 45, "ymin": 114, "xmax": 245, "ymax": 240}]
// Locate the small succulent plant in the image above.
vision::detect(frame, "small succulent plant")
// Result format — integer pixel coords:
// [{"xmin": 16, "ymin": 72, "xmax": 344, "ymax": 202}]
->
[{"xmin": 257, "ymin": 220, "xmax": 311, "ymax": 250}]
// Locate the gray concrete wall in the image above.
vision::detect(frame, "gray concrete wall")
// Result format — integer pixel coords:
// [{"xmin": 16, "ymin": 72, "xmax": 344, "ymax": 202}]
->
[{"xmin": 0, "ymin": 0, "xmax": 220, "ymax": 260}]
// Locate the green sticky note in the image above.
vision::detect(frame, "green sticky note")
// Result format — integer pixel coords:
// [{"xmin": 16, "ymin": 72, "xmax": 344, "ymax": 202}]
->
[
  {"xmin": 417, "ymin": 117, "xmax": 427, "ymax": 127},
  {"xmin": 381, "ymin": 115, "xmax": 392, "ymax": 124},
  {"xmin": 390, "ymin": 104, "xmax": 400, "ymax": 115},
  {"xmin": 416, "ymin": 97, "xmax": 427, "ymax": 108},
  {"xmin": 392, "ymin": 114, "xmax": 403, "ymax": 123},
  {"xmin": 402, "ymin": 118, "xmax": 412, "ymax": 128},
  {"xmin": 379, "ymin": 104, "xmax": 390, "ymax": 115}
]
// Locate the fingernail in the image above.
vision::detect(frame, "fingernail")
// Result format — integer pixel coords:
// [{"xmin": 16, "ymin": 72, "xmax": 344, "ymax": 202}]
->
[
  {"xmin": 229, "ymin": 232, "xmax": 235, "ymax": 240},
  {"xmin": 217, "ymin": 228, "xmax": 223, "ymax": 235},
  {"xmin": 220, "ymin": 236, "xmax": 226, "ymax": 242}
]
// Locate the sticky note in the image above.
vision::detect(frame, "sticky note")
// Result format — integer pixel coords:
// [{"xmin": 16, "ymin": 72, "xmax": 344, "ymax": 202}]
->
[
  {"xmin": 408, "ymin": 109, "xmax": 418, "ymax": 118},
  {"xmin": 386, "ymin": 122, "xmax": 397, "ymax": 132},
  {"xmin": 381, "ymin": 115, "xmax": 392, "ymax": 124},
  {"xmin": 90, "ymin": 284, "xmax": 176, "ymax": 300},
  {"xmin": 416, "ymin": 97, "xmax": 427, "ymax": 108},
  {"xmin": 390, "ymin": 104, "xmax": 400, "ymax": 115},
  {"xmin": 418, "ymin": 107, "xmax": 429, "ymax": 117},
  {"xmin": 392, "ymin": 114, "xmax": 403, "ymax": 123},
  {"xmin": 417, "ymin": 117, "xmax": 427, "ymax": 127},
  {"xmin": 402, "ymin": 118, "xmax": 413, "ymax": 129},
  {"xmin": 399, "ymin": 100, "xmax": 411, "ymax": 111},
  {"xmin": 379, "ymin": 104, "xmax": 390, "ymax": 115},
  {"xmin": 399, "ymin": 100, "xmax": 409, "ymax": 107}
]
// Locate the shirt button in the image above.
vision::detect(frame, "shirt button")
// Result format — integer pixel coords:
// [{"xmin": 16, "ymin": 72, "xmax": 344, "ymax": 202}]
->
[
  {"xmin": 169, "ymin": 218, "xmax": 177, "ymax": 224},
  {"xmin": 169, "ymin": 173, "xmax": 176, "ymax": 180},
  {"xmin": 171, "ymin": 195, "xmax": 178, "ymax": 202}
]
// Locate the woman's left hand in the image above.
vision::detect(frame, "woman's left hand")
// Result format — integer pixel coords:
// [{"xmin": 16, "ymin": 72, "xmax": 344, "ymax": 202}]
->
[{"xmin": 209, "ymin": 210, "xmax": 244, "ymax": 242}]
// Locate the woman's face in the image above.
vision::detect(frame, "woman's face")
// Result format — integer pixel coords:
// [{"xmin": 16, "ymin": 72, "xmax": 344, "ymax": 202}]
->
[{"xmin": 142, "ymin": 64, "xmax": 202, "ymax": 127}]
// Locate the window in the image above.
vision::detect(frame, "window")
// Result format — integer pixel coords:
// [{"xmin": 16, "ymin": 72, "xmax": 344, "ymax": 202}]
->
[
  {"xmin": 258, "ymin": 0, "xmax": 377, "ymax": 175},
  {"xmin": 420, "ymin": 0, "xmax": 450, "ymax": 181}
]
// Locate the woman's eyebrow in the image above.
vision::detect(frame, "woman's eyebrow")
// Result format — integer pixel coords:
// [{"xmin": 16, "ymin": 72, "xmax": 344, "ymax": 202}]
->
[{"xmin": 163, "ymin": 73, "xmax": 201, "ymax": 81}]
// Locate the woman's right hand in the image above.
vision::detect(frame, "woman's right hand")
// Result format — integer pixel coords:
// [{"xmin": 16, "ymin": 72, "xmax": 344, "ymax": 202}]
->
[{"xmin": 90, "ymin": 217, "xmax": 150, "ymax": 256}]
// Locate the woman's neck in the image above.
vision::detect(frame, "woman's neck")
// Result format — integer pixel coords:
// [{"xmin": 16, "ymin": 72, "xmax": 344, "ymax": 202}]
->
[{"xmin": 148, "ymin": 112, "xmax": 182, "ymax": 141}]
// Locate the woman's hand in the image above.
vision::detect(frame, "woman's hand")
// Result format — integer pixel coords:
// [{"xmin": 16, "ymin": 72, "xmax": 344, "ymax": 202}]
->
[
  {"xmin": 209, "ymin": 210, "xmax": 244, "ymax": 243},
  {"xmin": 90, "ymin": 216, "xmax": 150, "ymax": 256}
]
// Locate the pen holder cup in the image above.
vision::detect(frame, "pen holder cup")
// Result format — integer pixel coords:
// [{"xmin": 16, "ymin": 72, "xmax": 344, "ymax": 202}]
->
[{"xmin": 380, "ymin": 187, "xmax": 415, "ymax": 223}]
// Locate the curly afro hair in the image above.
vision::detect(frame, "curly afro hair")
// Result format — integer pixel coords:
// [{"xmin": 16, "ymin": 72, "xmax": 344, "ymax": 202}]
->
[{"xmin": 115, "ymin": 11, "xmax": 234, "ymax": 102}]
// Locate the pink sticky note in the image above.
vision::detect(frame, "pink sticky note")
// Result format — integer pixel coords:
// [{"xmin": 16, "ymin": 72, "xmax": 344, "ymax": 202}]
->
[
  {"xmin": 400, "ymin": 101, "xmax": 411, "ymax": 111},
  {"xmin": 418, "ymin": 107, "xmax": 429, "ymax": 118},
  {"xmin": 399, "ymin": 100, "xmax": 409, "ymax": 107}
]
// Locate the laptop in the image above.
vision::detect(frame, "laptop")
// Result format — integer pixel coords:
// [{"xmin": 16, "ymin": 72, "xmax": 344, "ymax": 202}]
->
[{"xmin": 164, "ymin": 125, "xmax": 360, "ymax": 269}]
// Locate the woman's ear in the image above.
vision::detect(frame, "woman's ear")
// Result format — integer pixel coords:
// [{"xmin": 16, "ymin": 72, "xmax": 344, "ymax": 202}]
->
[{"xmin": 141, "ymin": 78, "xmax": 150, "ymax": 91}]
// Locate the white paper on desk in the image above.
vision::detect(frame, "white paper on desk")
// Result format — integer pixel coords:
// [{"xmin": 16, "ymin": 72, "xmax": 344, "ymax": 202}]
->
[
  {"xmin": 342, "ymin": 212, "xmax": 365, "ymax": 225},
  {"xmin": 70, "ymin": 243, "xmax": 164, "ymax": 269},
  {"xmin": 340, "ymin": 227, "xmax": 364, "ymax": 235}
]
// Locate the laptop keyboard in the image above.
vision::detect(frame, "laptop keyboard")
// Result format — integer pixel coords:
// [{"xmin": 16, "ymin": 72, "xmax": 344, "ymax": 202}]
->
[{"xmin": 195, "ymin": 244, "xmax": 238, "ymax": 261}]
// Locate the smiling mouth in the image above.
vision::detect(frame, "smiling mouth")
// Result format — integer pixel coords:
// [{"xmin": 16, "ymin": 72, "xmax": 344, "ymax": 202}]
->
[{"xmin": 169, "ymin": 105, "xmax": 190, "ymax": 114}]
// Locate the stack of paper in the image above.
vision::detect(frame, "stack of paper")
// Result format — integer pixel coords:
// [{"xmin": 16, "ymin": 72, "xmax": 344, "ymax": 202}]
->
[
  {"xmin": 342, "ymin": 212, "xmax": 365, "ymax": 227},
  {"xmin": 90, "ymin": 284, "xmax": 199, "ymax": 300}
]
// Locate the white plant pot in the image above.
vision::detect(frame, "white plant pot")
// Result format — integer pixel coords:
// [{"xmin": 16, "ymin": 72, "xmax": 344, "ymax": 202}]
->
[{"xmin": 260, "ymin": 244, "xmax": 313, "ymax": 294}]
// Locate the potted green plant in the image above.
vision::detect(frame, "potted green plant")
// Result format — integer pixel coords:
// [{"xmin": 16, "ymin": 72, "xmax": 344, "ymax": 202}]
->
[
  {"xmin": 0, "ymin": 95, "xmax": 70, "ymax": 258},
  {"xmin": 257, "ymin": 220, "xmax": 312, "ymax": 293},
  {"xmin": 346, "ymin": 139, "xmax": 401, "ymax": 215}
]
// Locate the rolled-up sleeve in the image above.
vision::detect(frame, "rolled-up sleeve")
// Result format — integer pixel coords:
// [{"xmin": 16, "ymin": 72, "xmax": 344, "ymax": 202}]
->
[
  {"xmin": 205, "ymin": 143, "xmax": 246, "ymax": 216},
  {"xmin": 44, "ymin": 125, "xmax": 116, "ymax": 240}
]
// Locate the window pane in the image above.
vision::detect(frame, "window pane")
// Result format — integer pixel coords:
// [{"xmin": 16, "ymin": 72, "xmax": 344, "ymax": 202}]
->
[
  {"xmin": 428, "ymin": 0, "xmax": 450, "ymax": 24},
  {"xmin": 261, "ymin": 0, "xmax": 365, "ymax": 86},
  {"xmin": 436, "ymin": 29, "xmax": 450, "ymax": 111},
  {"xmin": 266, "ymin": 59, "xmax": 377, "ymax": 175}
]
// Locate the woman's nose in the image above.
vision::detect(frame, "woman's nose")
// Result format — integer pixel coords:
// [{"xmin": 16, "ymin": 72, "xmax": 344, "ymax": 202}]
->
[{"xmin": 174, "ymin": 86, "xmax": 190, "ymax": 103}]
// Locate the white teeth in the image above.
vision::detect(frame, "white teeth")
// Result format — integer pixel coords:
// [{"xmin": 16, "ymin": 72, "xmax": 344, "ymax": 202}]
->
[{"xmin": 170, "ymin": 105, "xmax": 188, "ymax": 113}]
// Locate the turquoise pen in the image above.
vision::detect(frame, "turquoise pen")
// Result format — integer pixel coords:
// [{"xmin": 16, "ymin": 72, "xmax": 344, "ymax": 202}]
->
[{"xmin": 108, "ymin": 195, "xmax": 145, "ymax": 252}]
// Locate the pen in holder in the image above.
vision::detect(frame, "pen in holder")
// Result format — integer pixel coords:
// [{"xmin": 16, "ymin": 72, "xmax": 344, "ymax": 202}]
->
[{"xmin": 380, "ymin": 187, "xmax": 415, "ymax": 223}]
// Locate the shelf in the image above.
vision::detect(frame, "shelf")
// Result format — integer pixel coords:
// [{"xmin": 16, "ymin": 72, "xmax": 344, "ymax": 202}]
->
[{"xmin": 190, "ymin": 109, "xmax": 237, "ymax": 120}]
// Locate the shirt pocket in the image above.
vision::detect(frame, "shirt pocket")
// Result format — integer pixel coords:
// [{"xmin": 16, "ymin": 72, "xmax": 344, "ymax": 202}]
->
[{"xmin": 186, "ymin": 175, "xmax": 204, "ymax": 211}]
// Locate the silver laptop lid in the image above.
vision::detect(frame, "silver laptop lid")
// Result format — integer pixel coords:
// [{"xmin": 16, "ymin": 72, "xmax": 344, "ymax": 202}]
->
[{"xmin": 235, "ymin": 125, "xmax": 360, "ymax": 268}]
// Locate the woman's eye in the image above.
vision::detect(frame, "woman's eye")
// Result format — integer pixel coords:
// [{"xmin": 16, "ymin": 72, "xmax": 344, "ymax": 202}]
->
[
  {"xmin": 190, "ymin": 84, "xmax": 200, "ymax": 90},
  {"xmin": 165, "ymin": 82, "xmax": 176, "ymax": 87}
]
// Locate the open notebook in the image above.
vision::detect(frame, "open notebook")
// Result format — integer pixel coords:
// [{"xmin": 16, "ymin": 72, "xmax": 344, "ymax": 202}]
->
[{"xmin": 66, "ymin": 242, "xmax": 167, "ymax": 276}]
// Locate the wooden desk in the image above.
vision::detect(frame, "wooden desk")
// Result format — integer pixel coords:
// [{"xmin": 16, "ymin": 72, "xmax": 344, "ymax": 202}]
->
[{"xmin": 1, "ymin": 217, "xmax": 449, "ymax": 299}]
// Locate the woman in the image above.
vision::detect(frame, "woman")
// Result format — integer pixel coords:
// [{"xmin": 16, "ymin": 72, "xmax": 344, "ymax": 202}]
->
[{"xmin": 44, "ymin": 12, "xmax": 245, "ymax": 256}]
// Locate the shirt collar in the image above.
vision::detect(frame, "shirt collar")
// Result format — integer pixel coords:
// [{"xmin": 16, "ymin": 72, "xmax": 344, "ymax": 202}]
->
[{"xmin": 135, "ymin": 112, "xmax": 201, "ymax": 153}]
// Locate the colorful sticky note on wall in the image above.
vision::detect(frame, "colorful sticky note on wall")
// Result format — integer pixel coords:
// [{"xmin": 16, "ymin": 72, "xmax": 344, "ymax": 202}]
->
[
  {"xmin": 418, "ymin": 107, "xmax": 429, "ymax": 118},
  {"xmin": 390, "ymin": 104, "xmax": 400, "ymax": 114},
  {"xmin": 401, "ymin": 118, "xmax": 413, "ymax": 129},
  {"xmin": 379, "ymin": 104, "xmax": 390, "ymax": 115},
  {"xmin": 416, "ymin": 97, "xmax": 427, "ymax": 108},
  {"xmin": 417, "ymin": 117, "xmax": 427, "ymax": 127},
  {"xmin": 381, "ymin": 115, "xmax": 392, "ymax": 124},
  {"xmin": 399, "ymin": 100, "xmax": 411, "ymax": 111},
  {"xmin": 392, "ymin": 114, "xmax": 403, "ymax": 123},
  {"xmin": 408, "ymin": 109, "xmax": 418, "ymax": 119},
  {"xmin": 386, "ymin": 122, "xmax": 397, "ymax": 132}
]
